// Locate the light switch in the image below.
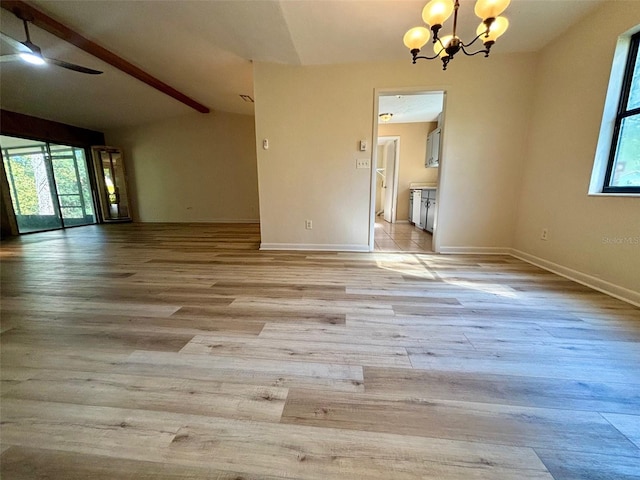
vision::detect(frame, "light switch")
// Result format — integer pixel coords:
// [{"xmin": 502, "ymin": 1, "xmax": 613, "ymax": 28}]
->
[
  {"xmin": 359, "ymin": 140, "xmax": 367, "ymax": 152},
  {"xmin": 356, "ymin": 158, "xmax": 370, "ymax": 169}
]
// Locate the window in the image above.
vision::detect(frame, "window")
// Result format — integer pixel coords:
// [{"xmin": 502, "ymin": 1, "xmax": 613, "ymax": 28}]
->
[{"xmin": 603, "ymin": 31, "xmax": 640, "ymax": 193}]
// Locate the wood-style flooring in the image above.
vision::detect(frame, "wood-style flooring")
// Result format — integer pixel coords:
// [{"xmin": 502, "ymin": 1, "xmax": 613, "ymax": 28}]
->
[{"xmin": 1, "ymin": 223, "xmax": 639, "ymax": 479}]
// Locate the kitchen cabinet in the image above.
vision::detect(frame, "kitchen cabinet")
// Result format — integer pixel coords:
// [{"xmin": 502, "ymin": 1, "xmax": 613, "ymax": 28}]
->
[
  {"xmin": 409, "ymin": 189, "xmax": 422, "ymax": 224},
  {"xmin": 425, "ymin": 127, "xmax": 441, "ymax": 168},
  {"xmin": 426, "ymin": 197, "xmax": 436, "ymax": 233},
  {"xmin": 418, "ymin": 195, "xmax": 428, "ymax": 229},
  {"xmin": 420, "ymin": 188, "xmax": 437, "ymax": 233}
]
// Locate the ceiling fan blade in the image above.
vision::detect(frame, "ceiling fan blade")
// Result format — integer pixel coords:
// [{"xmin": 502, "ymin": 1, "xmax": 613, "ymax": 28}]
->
[
  {"xmin": 0, "ymin": 30, "xmax": 33, "ymax": 53},
  {"xmin": 46, "ymin": 57, "xmax": 103, "ymax": 75},
  {"xmin": 0, "ymin": 54, "xmax": 23, "ymax": 63},
  {"xmin": 2, "ymin": 20, "xmax": 102, "ymax": 75}
]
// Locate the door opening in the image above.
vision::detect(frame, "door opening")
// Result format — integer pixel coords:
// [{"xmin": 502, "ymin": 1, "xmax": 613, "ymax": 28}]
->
[{"xmin": 370, "ymin": 90, "xmax": 445, "ymax": 253}]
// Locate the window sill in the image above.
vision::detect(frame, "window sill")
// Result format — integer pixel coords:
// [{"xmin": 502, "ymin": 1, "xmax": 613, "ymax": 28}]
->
[{"xmin": 588, "ymin": 192, "xmax": 640, "ymax": 198}]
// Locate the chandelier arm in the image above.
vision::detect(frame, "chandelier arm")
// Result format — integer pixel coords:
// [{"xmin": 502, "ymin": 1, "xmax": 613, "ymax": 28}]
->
[
  {"xmin": 461, "ymin": 32, "xmax": 488, "ymax": 49},
  {"xmin": 413, "ymin": 52, "xmax": 444, "ymax": 61},
  {"xmin": 459, "ymin": 44, "xmax": 490, "ymax": 57}
]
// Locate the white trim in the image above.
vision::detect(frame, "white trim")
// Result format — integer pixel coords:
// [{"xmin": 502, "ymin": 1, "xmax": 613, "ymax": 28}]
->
[
  {"xmin": 260, "ymin": 243, "xmax": 369, "ymax": 252},
  {"xmin": 587, "ymin": 193, "xmax": 639, "ymax": 198},
  {"xmin": 432, "ymin": 93, "xmax": 447, "ymax": 254},
  {"xmin": 211, "ymin": 219, "xmax": 260, "ymax": 224},
  {"xmin": 138, "ymin": 219, "xmax": 260, "ymax": 224},
  {"xmin": 369, "ymin": 93, "xmax": 381, "ymax": 252},
  {"xmin": 438, "ymin": 246, "xmax": 512, "ymax": 255},
  {"xmin": 511, "ymin": 249, "xmax": 640, "ymax": 308}
]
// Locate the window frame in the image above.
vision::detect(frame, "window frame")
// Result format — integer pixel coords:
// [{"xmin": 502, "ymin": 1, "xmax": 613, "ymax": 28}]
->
[{"xmin": 602, "ymin": 30, "xmax": 640, "ymax": 194}]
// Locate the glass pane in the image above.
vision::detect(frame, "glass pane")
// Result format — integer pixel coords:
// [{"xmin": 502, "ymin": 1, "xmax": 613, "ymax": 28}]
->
[
  {"xmin": 0, "ymin": 135, "xmax": 63, "ymax": 233},
  {"xmin": 627, "ymin": 46, "xmax": 640, "ymax": 111},
  {"xmin": 610, "ymin": 114, "xmax": 640, "ymax": 187},
  {"xmin": 110, "ymin": 151, "xmax": 130, "ymax": 219},
  {"xmin": 97, "ymin": 149, "xmax": 130, "ymax": 220},
  {"xmin": 50, "ymin": 144, "xmax": 96, "ymax": 227}
]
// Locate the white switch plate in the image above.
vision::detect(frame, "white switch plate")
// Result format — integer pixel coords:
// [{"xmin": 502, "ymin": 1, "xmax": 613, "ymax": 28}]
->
[
  {"xmin": 356, "ymin": 158, "xmax": 370, "ymax": 169},
  {"xmin": 359, "ymin": 140, "xmax": 367, "ymax": 152}
]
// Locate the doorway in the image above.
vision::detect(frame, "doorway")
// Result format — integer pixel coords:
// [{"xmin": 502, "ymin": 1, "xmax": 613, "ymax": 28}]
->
[
  {"xmin": 1, "ymin": 135, "xmax": 96, "ymax": 234},
  {"xmin": 370, "ymin": 90, "xmax": 445, "ymax": 252},
  {"xmin": 376, "ymin": 136, "xmax": 399, "ymax": 223}
]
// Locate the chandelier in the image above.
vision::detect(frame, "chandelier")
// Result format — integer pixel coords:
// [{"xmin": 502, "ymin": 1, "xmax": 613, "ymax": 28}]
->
[{"xmin": 403, "ymin": 0, "xmax": 510, "ymax": 70}]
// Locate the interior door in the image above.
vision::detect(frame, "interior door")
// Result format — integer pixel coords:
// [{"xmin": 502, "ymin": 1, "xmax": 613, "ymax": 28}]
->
[{"xmin": 383, "ymin": 140, "xmax": 397, "ymax": 223}]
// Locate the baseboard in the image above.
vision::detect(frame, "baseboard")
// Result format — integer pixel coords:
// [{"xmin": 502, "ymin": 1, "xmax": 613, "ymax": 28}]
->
[
  {"xmin": 511, "ymin": 249, "xmax": 640, "ymax": 307},
  {"xmin": 260, "ymin": 243, "xmax": 369, "ymax": 252},
  {"xmin": 138, "ymin": 219, "xmax": 260, "ymax": 224},
  {"xmin": 438, "ymin": 246, "xmax": 513, "ymax": 255}
]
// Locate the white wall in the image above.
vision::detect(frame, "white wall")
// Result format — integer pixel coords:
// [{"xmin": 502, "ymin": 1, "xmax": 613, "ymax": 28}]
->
[
  {"xmin": 106, "ymin": 111, "xmax": 259, "ymax": 223},
  {"xmin": 254, "ymin": 54, "xmax": 536, "ymax": 250},
  {"xmin": 514, "ymin": 0, "xmax": 640, "ymax": 296},
  {"xmin": 378, "ymin": 122, "xmax": 437, "ymax": 221}
]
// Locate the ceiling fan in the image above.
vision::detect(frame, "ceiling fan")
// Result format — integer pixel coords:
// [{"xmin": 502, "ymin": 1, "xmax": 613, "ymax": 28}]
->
[{"xmin": 0, "ymin": 17, "xmax": 102, "ymax": 75}]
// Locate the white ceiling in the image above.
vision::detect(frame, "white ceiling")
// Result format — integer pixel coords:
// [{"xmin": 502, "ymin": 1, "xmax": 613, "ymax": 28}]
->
[
  {"xmin": 379, "ymin": 93, "xmax": 444, "ymax": 124},
  {"xmin": 0, "ymin": 0, "xmax": 604, "ymax": 131}
]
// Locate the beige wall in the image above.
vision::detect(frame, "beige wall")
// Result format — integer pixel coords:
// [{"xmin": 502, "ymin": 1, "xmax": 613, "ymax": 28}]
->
[
  {"xmin": 106, "ymin": 111, "xmax": 259, "ymax": 223},
  {"xmin": 254, "ymin": 54, "xmax": 536, "ymax": 249},
  {"xmin": 378, "ymin": 122, "xmax": 438, "ymax": 221},
  {"xmin": 514, "ymin": 1, "xmax": 640, "ymax": 295}
]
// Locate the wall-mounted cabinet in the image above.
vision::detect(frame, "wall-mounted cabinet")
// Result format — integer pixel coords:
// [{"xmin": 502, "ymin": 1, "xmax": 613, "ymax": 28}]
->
[{"xmin": 425, "ymin": 127, "xmax": 441, "ymax": 168}]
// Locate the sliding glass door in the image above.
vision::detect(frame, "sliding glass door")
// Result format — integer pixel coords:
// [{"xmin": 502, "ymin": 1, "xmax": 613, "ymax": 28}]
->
[
  {"xmin": 49, "ymin": 143, "xmax": 96, "ymax": 227},
  {"xmin": 1, "ymin": 135, "xmax": 96, "ymax": 233}
]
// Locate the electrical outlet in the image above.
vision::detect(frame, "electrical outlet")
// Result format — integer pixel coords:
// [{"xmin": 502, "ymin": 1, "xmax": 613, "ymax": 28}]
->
[
  {"xmin": 541, "ymin": 228, "xmax": 549, "ymax": 240},
  {"xmin": 356, "ymin": 158, "xmax": 370, "ymax": 169},
  {"xmin": 305, "ymin": 220, "xmax": 312, "ymax": 230}
]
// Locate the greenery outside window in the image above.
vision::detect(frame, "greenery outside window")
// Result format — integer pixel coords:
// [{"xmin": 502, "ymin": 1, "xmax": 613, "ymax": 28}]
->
[{"xmin": 603, "ymin": 31, "xmax": 640, "ymax": 193}]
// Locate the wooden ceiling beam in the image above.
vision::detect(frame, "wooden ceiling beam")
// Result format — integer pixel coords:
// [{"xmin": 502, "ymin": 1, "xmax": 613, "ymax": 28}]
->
[{"xmin": 1, "ymin": 0, "xmax": 210, "ymax": 114}]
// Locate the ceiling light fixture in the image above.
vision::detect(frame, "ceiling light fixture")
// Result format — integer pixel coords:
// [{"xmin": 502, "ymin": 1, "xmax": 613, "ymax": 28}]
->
[
  {"xmin": 403, "ymin": 0, "xmax": 510, "ymax": 70},
  {"xmin": 379, "ymin": 113, "xmax": 393, "ymax": 122},
  {"xmin": 18, "ymin": 51, "xmax": 45, "ymax": 65}
]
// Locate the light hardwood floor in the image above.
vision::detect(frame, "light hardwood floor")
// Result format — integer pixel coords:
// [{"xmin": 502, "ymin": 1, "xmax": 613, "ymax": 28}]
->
[{"xmin": 1, "ymin": 223, "xmax": 639, "ymax": 479}]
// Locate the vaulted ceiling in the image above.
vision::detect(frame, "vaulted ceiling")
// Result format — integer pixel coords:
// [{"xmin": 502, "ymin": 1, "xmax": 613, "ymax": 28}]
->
[{"xmin": 0, "ymin": 0, "xmax": 603, "ymax": 131}]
